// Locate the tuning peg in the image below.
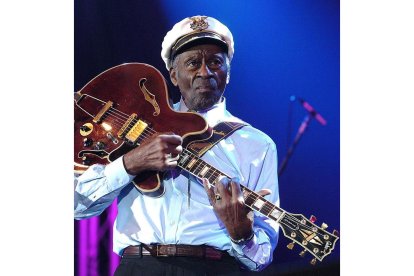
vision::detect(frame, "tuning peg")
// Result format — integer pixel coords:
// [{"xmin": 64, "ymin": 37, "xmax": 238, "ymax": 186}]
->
[
  {"xmin": 310, "ymin": 258, "xmax": 317, "ymax": 265},
  {"xmin": 299, "ymin": 249, "xmax": 307, "ymax": 257},
  {"xmin": 333, "ymin": 229, "xmax": 340, "ymax": 237},
  {"xmin": 309, "ymin": 215, "xmax": 317, "ymax": 223},
  {"xmin": 321, "ymin": 223, "xmax": 328, "ymax": 230},
  {"xmin": 287, "ymin": 242, "xmax": 295, "ymax": 250}
]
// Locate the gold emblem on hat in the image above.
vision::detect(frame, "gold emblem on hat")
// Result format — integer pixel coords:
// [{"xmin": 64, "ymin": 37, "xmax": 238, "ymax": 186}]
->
[{"xmin": 189, "ymin": 16, "xmax": 209, "ymax": 31}]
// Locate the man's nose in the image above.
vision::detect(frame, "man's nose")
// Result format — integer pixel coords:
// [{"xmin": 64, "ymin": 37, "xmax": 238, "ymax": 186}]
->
[{"xmin": 198, "ymin": 62, "xmax": 213, "ymax": 78}]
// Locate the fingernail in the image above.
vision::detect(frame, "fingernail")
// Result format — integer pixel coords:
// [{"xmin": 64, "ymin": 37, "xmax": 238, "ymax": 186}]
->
[{"xmin": 202, "ymin": 178, "xmax": 210, "ymax": 188}]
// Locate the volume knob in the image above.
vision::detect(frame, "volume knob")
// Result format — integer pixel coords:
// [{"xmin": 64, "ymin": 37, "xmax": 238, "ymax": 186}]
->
[
  {"xmin": 82, "ymin": 156, "xmax": 91, "ymax": 165},
  {"xmin": 83, "ymin": 138, "xmax": 93, "ymax": 147},
  {"xmin": 95, "ymin": 141, "xmax": 105, "ymax": 150}
]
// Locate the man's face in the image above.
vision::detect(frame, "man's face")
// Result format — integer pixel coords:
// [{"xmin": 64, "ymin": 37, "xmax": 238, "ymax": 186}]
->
[{"xmin": 169, "ymin": 43, "xmax": 229, "ymax": 111}]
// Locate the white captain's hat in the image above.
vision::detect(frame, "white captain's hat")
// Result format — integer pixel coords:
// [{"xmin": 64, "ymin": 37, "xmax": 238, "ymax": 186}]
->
[{"xmin": 161, "ymin": 15, "xmax": 234, "ymax": 70}]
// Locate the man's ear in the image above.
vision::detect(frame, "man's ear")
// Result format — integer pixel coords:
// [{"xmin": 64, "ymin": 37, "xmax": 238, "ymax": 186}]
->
[{"xmin": 169, "ymin": 67, "xmax": 178, "ymax": 87}]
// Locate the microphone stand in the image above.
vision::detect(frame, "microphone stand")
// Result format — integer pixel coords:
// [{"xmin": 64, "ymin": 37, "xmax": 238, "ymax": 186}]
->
[{"xmin": 278, "ymin": 114, "xmax": 313, "ymax": 176}]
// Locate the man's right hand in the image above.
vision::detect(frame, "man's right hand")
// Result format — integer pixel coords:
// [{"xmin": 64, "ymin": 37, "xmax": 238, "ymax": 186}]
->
[{"xmin": 123, "ymin": 133, "xmax": 183, "ymax": 175}]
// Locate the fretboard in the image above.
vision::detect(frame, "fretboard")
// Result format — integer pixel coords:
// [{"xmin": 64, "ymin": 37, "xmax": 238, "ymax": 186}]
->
[{"xmin": 177, "ymin": 148, "xmax": 285, "ymax": 222}]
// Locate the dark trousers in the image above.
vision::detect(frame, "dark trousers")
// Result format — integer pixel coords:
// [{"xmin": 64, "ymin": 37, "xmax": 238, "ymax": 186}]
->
[{"xmin": 114, "ymin": 255, "xmax": 247, "ymax": 276}]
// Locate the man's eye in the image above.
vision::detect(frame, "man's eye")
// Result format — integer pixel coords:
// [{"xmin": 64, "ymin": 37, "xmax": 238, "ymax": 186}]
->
[
  {"xmin": 186, "ymin": 60, "xmax": 200, "ymax": 68},
  {"xmin": 209, "ymin": 59, "xmax": 223, "ymax": 68}
]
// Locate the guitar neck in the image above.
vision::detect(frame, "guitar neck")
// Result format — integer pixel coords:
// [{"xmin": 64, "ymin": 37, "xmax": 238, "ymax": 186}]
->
[{"xmin": 177, "ymin": 148, "xmax": 285, "ymax": 221}]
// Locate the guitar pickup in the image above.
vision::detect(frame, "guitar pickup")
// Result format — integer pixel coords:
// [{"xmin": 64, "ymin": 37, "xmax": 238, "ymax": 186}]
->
[{"xmin": 117, "ymin": 113, "xmax": 148, "ymax": 144}]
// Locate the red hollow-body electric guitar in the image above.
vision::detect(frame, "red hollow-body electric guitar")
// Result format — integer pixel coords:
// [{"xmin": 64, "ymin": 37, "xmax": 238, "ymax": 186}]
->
[{"xmin": 74, "ymin": 63, "xmax": 339, "ymax": 264}]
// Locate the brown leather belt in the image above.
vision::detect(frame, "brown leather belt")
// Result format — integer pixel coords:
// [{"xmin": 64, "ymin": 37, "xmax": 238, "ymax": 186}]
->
[{"xmin": 122, "ymin": 244, "xmax": 225, "ymax": 260}]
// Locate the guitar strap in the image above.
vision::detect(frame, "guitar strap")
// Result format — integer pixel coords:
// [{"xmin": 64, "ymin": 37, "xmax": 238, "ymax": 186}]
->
[{"xmin": 186, "ymin": 121, "xmax": 247, "ymax": 157}]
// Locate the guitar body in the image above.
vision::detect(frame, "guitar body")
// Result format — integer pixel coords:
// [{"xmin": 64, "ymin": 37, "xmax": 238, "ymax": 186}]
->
[{"xmin": 74, "ymin": 63, "xmax": 210, "ymax": 197}]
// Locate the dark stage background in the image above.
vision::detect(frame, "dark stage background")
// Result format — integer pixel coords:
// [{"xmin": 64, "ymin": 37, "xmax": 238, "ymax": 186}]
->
[{"xmin": 75, "ymin": 0, "xmax": 340, "ymax": 275}]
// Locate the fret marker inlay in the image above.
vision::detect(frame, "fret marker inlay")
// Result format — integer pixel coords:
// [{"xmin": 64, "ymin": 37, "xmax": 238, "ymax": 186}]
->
[
  {"xmin": 270, "ymin": 209, "xmax": 282, "ymax": 219},
  {"xmin": 187, "ymin": 159, "xmax": 196, "ymax": 169},
  {"xmin": 254, "ymin": 199, "xmax": 265, "ymax": 209},
  {"xmin": 200, "ymin": 166, "xmax": 209, "ymax": 176}
]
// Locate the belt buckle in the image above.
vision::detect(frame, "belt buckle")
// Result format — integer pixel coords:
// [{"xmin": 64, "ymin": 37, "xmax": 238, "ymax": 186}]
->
[{"xmin": 156, "ymin": 245, "xmax": 176, "ymax": 257}]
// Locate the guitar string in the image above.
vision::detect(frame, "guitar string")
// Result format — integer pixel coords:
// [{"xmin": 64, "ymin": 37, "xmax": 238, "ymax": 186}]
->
[
  {"xmin": 105, "ymin": 109, "xmax": 133, "ymax": 127},
  {"xmin": 106, "ymin": 110, "xmax": 129, "ymax": 124},
  {"xmin": 107, "ymin": 108, "xmax": 129, "ymax": 119},
  {"xmin": 85, "ymin": 106, "xmax": 327, "ymax": 238}
]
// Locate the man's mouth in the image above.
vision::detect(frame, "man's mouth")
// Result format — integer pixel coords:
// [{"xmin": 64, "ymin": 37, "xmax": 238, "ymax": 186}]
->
[
  {"xmin": 196, "ymin": 85, "xmax": 215, "ymax": 92},
  {"xmin": 194, "ymin": 79, "xmax": 217, "ymax": 92}
]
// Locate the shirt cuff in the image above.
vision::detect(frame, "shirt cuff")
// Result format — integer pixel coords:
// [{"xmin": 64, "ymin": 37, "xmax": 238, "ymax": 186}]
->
[
  {"xmin": 104, "ymin": 156, "xmax": 136, "ymax": 190},
  {"xmin": 230, "ymin": 232, "xmax": 258, "ymax": 254}
]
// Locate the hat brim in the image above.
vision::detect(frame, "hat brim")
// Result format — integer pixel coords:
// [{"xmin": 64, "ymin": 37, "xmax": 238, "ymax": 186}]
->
[{"xmin": 170, "ymin": 31, "xmax": 228, "ymax": 60}]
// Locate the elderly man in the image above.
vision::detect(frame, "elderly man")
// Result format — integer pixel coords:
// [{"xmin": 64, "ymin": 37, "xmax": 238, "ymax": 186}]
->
[{"xmin": 75, "ymin": 15, "xmax": 280, "ymax": 275}]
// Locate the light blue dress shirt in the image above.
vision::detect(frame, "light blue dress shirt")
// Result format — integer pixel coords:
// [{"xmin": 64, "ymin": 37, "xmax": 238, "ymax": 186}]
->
[{"xmin": 75, "ymin": 97, "xmax": 280, "ymax": 271}]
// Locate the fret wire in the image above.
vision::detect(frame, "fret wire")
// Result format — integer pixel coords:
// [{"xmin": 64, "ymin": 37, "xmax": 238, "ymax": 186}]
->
[
  {"xmin": 207, "ymin": 170, "xmax": 219, "ymax": 183},
  {"xmin": 264, "ymin": 201, "xmax": 279, "ymax": 213},
  {"xmin": 209, "ymin": 170, "xmax": 219, "ymax": 179},
  {"xmin": 261, "ymin": 202, "xmax": 275, "ymax": 216},
  {"xmin": 178, "ymin": 157, "xmax": 193, "ymax": 170},
  {"xmin": 192, "ymin": 159, "xmax": 205, "ymax": 175},
  {"xmin": 196, "ymin": 164, "xmax": 204, "ymax": 176},
  {"xmin": 242, "ymin": 186, "xmax": 284, "ymax": 216},
  {"xmin": 262, "ymin": 203, "xmax": 274, "ymax": 213},
  {"xmin": 209, "ymin": 170, "xmax": 223, "ymax": 183},
  {"xmin": 179, "ymin": 152, "xmax": 191, "ymax": 167},
  {"xmin": 198, "ymin": 164, "xmax": 206, "ymax": 177},
  {"xmin": 177, "ymin": 150, "xmax": 189, "ymax": 168},
  {"xmin": 178, "ymin": 155, "xmax": 186, "ymax": 166},
  {"xmin": 204, "ymin": 167, "xmax": 213, "ymax": 179},
  {"xmin": 212, "ymin": 168, "xmax": 224, "ymax": 180},
  {"xmin": 260, "ymin": 198, "xmax": 282, "ymax": 214},
  {"xmin": 195, "ymin": 159, "xmax": 206, "ymax": 171},
  {"xmin": 244, "ymin": 191, "xmax": 256, "ymax": 207}
]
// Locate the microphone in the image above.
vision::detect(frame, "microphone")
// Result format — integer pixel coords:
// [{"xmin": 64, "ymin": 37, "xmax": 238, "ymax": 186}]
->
[{"xmin": 291, "ymin": 95, "xmax": 327, "ymax": 125}]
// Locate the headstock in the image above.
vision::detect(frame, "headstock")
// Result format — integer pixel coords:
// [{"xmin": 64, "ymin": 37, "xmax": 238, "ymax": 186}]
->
[{"xmin": 279, "ymin": 212, "xmax": 339, "ymax": 264}]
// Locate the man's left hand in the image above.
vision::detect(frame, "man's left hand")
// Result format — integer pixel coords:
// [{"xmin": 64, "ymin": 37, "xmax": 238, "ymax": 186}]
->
[{"xmin": 202, "ymin": 177, "xmax": 272, "ymax": 242}]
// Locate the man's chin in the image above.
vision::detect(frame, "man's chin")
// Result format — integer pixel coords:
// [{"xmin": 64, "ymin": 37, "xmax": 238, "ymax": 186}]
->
[{"xmin": 194, "ymin": 99, "xmax": 220, "ymax": 111}]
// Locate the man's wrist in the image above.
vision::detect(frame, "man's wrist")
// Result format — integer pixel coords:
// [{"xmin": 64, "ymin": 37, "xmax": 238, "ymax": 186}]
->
[{"xmin": 230, "ymin": 231, "xmax": 254, "ymax": 245}]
